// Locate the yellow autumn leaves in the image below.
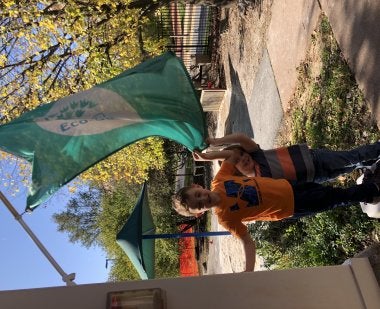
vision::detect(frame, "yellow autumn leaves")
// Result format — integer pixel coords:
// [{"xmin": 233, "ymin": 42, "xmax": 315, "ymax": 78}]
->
[{"xmin": 1, "ymin": 0, "xmax": 171, "ymax": 193}]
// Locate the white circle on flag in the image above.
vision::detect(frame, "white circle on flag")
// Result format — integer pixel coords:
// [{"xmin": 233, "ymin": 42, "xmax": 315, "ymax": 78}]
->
[{"xmin": 35, "ymin": 87, "xmax": 143, "ymax": 136}]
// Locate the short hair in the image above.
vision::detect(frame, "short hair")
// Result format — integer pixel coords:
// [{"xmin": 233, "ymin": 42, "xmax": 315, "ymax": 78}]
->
[{"xmin": 172, "ymin": 186, "xmax": 195, "ymax": 217}]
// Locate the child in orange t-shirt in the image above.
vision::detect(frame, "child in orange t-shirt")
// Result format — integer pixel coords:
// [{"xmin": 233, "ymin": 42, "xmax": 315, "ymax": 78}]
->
[
  {"xmin": 193, "ymin": 133, "xmax": 380, "ymax": 183},
  {"xmin": 173, "ymin": 151, "xmax": 380, "ymax": 272}
]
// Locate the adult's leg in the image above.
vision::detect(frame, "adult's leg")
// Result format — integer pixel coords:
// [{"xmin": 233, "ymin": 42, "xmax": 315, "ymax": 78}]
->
[
  {"xmin": 291, "ymin": 182, "xmax": 379, "ymax": 218},
  {"xmin": 311, "ymin": 142, "xmax": 380, "ymax": 182}
]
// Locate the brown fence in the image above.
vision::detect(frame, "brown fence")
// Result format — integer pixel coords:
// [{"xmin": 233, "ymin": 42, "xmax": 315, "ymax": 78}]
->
[{"xmin": 156, "ymin": 3, "xmax": 217, "ymax": 70}]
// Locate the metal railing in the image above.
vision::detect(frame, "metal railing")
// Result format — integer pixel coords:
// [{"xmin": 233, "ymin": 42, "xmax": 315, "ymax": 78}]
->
[{"xmin": 156, "ymin": 3, "xmax": 217, "ymax": 70}]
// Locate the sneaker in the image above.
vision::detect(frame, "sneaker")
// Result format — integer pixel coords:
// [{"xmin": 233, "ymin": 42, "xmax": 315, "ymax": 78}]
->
[
  {"xmin": 372, "ymin": 160, "xmax": 380, "ymax": 185},
  {"xmin": 364, "ymin": 160, "xmax": 380, "ymax": 203},
  {"xmin": 362, "ymin": 159, "xmax": 380, "ymax": 185},
  {"xmin": 362, "ymin": 168, "xmax": 374, "ymax": 185}
]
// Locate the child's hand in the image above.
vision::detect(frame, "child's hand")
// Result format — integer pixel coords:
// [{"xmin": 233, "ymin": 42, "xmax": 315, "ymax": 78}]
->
[
  {"xmin": 193, "ymin": 149, "xmax": 233, "ymax": 162},
  {"xmin": 192, "ymin": 150, "xmax": 207, "ymax": 161},
  {"xmin": 206, "ymin": 137, "xmax": 217, "ymax": 145}
]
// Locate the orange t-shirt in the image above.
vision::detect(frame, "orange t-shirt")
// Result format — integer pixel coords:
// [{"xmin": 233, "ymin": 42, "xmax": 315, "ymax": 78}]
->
[{"xmin": 212, "ymin": 161, "xmax": 295, "ymax": 238}]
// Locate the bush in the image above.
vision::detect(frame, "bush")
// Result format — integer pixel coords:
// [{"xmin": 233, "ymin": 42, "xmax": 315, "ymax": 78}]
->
[{"xmin": 255, "ymin": 14, "xmax": 380, "ymax": 269}]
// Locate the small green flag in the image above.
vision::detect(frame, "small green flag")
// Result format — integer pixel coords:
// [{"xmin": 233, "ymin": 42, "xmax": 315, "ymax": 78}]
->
[
  {"xmin": 116, "ymin": 182, "xmax": 155, "ymax": 280},
  {"xmin": 0, "ymin": 52, "xmax": 206, "ymax": 211}
]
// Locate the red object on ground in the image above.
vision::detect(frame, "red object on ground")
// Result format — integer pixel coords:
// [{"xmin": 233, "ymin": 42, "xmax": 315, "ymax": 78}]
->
[{"xmin": 179, "ymin": 225, "xmax": 199, "ymax": 277}]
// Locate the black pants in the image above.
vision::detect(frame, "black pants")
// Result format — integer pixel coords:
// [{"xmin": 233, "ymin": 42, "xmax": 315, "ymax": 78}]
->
[
  {"xmin": 311, "ymin": 142, "xmax": 380, "ymax": 183},
  {"xmin": 290, "ymin": 182, "xmax": 379, "ymax": 218}
]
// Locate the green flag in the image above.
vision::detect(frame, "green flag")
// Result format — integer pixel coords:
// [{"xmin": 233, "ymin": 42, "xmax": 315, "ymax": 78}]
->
[{"xmin": 0, "ymin": 52, "xmax": 206, "ymax": 211}]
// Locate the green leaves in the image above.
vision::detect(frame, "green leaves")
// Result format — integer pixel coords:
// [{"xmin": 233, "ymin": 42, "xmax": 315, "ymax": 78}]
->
[
  {"xmin": 258, "ymin": 14, "xmax": 380, "ymax": 270},
  {"xmin": 1, "ymin": 0, "xmax": 164, "ymax": 122},
  {"xmin": 53, "ymin": 187, "xmax": 102, "ymax": 248},
  {"xmin": 251, "ymin": 206, "xmax": 379, "ymax": 269},
  {"xmin": 288, "ymin": 14, "xmax": 379, "ymax": 150},
  {"xmin": 54, "ymin": 160, "xmax": 181, "ymax": 280},
  {"xmin": 1, "ymin": 1, "xmax": 170, "ymax": 193}
]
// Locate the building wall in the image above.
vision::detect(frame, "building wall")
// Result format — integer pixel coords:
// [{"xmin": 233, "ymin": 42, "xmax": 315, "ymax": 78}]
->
[{"xmin": 0, "ymin": 258, "xmax": 379, "ymax": 309}]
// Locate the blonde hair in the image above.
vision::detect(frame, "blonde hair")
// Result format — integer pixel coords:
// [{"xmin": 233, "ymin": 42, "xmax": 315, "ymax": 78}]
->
[{"xmin": 172, "ymin": 186, "xmax": 195, "ymax": 217}]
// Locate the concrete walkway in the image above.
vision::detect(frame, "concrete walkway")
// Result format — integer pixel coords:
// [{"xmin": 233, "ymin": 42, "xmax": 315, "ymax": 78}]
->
[
  {"xmin": 267, "ymin": 0, "xmax": 320, "ymax": 112},
  {"xmin": 320, "ymin": 0, "xmax": 380, "ymax": 124},
  {"xmin": 268, "ymin": 0, "xmax": 380, "ymax": 124},
  {"xmin": 208, "ymin": 0, "xmax": 380, "ymax": 275},
  {"xmin": 219, "ymin": 0, "xmax": 380, "ymax": 151}
]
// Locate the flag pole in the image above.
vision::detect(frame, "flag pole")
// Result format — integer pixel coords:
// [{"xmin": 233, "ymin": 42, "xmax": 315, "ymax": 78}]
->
[
  {"xmin": 0, "ymin": 191, "xmax": 76, "ymax": 286},
  {"xmin": 142, "ymin": 231, "xmax": 231, "ymax": 239}
]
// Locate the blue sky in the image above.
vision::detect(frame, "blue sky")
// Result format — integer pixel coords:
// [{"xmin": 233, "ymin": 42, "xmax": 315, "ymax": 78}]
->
[{"xmin": 0, "ymin": 183, "xmax": 110, "ymax": 291}]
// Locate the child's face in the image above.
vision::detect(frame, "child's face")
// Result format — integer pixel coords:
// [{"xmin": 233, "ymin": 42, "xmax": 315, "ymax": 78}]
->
[
  {"xmin": 235, "ymin": 150, "xmax": 255, "ymax": 175},
  {"xmin": 185, "ymin": 185, "xmax": 220, "ymax": 215}
]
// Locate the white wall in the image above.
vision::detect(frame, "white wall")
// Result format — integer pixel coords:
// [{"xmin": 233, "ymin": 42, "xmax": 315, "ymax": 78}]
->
[{"xmin": 0, "ymin": 258, "xmax": 379, "ymax": 309}]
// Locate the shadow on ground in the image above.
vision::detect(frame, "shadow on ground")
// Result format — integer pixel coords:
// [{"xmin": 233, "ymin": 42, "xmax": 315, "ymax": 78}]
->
[{"xmin": 224, "ymin": 55, "xmax": 254, "ymax": 137}]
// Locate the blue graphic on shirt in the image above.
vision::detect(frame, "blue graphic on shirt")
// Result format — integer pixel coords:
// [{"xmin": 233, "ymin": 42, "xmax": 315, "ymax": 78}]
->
[
  {"xmin": 224, "ymin": 180, "xmax": 259, "ymax": 211},
  {"xmin": 229, "ymin": 203, "xmax": 239, "ymax": 211},
  {"xmin": 224, "ymin": 181, "xmax": 240, "ymax": 197}
]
